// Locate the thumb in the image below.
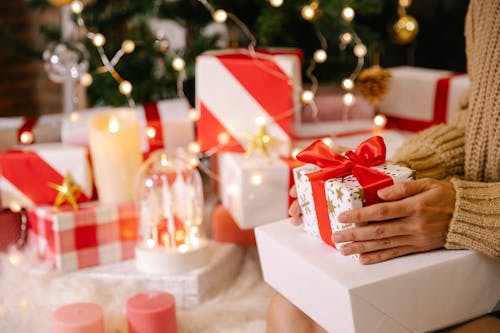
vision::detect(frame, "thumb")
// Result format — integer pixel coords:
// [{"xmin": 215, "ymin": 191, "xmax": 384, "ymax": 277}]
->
[{"xmin": 377, "ymin": 179, "xmax": 430, "ymax": 201}]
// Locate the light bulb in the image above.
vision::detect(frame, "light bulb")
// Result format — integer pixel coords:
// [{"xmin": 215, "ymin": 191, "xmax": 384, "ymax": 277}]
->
[
  {"xmin": 108, "ymin": 115, "xmax": 120, "ymax": 133},
  {"xmin": 399, "ymin": 0, "xmax": 412, "ymax": 8},
  {"xmin": 92, "ymin": 33, "xmax": 106, "ymax": 47},
  {"xmin": 321, "ymin": 137, "xmax": 333, "ymax": 147},
  {"xmin": 9, "ymin": 201, "xmax": 22, "ymax": 213},
  {"xmin": 301, "ymin": 5, "xmax": 315, "ymax": 20},
  {"xmin": 146, "ymin": 238, "xmax": 156, "ymax": 248},
  {"xmin": 343, "ymin": 93, "xmax": 355, "ymax": 106},
  {"xmin": 301, "ymin": 90, "xmax": 315, "ymax": 103},
  {"xmin": 145, "ymin": 179, "xmax": 154, "ymax": 188},
  {"xmin": 313, "ymin": 49, "xmax": 327, "ymax": 63},
  {"xmin": 188, "ymin": 157, "xmax": 199, "ymax": 167},
  {"xmin": 160, "ymin": 154, "xmax": 169, "ymax": 167},
  {"xmin": 71, "ymin": 0, "xmax": 84, "ymax": 14},
  {"xmin": 340, "ymin": 32, "xmax": 352, "ymax": 44},
  {"xmin": 213, "ymin": 9, "xmax": 228, "ymax": 23},
  {"xmin": 291, "ymin": 148, "xmax": 301, "ymax": 159},
  {"xmin": 353, "ymin": 44, "xmax": 367, "ymax": 57},
  {"xmin": 341, "ymin": 78, "xmax": 354, "ymax": 90},
  {"xmin": 146, "ymin": 126, "xmax": 156, "ymax": 139},
  {"xmin": 188, "ymin": 142, "xmax": 201, "ymax": 154},
  {"xmin": 79, "ymin": 73, "xmax": 93, "ymax": 87},
  {"xmin": 121, "ymin": 40, "xmax": 135, "ymax": 54},
  {"xmin": 119, "ymin": 80, "xmax": 133, "ymax": 95},
  {"xmin": 255, "ymin": 116, "xmax": 266, "ymax": 126},
  {"xmin": 269, "ymin": 0, "xmax": 284, "ymax": 7},
  {"xmin": 19, "ymin": 131, "xmax": 34, "ymax": 144},
  {"xmin": 188, "ymin": 108, "xmax": 200, "ymax": 122},
  {"xmin": 341, "ymin": 7, "xmax": 355, "ymax": 22},
  {"xmin": 8, "ymin": 252, "xmax": 22, "ymax": 266},
  {"xmin": 172, "ymin": 57, "xmax": 185, "ymax": 71},
  {"xmin": 251, "ymin": 174, "xmax": 263, "ymax": 185},
  {"xmin": 373, "ymin": 114, "xmax": 387, "ymax": 127},
  {"xmin": 217, "ymin": 132, "xmax": 230, "ymax": 145}
]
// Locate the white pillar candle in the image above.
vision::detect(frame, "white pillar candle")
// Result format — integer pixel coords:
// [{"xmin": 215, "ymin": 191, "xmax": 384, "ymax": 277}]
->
[{"xmin": 89, "ymin": 109, "xmax": 143, "ymax": 203}]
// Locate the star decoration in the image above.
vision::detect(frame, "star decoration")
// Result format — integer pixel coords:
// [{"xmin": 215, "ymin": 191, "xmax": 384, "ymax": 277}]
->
[
  {"xmin": 336, "ymin": 188, "xmax": 344, "ymax": 201},
  {"xmin": 244, "ymin": 124, "xmax": 275, "ymax": 159},
  {"xmin": 48, "ymin": 172, "xmax": 81, "ymax": 210},
  {"xmin": 327, "ymin": 198, "xmax": 337, "ymax": 215}
]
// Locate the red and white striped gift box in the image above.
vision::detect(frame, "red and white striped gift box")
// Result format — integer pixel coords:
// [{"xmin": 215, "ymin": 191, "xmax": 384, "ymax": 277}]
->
[
  {"xmin": 0, "ymin": 143, "xmax": 93, "ymax": 209},
  {"xmin": 27, "ymin": 201, "xmax": 138, "ymax": 271},
  {"xmin": 61, "ymin": 98, "xmax": 195, "ymax": 153},
  {"xmin": 378, "ymin": 66, "xmax": 470, "ymax": 132},
  {"xmin": 195, "ymin": 49, "xmax": 302, "ymax": 155}
]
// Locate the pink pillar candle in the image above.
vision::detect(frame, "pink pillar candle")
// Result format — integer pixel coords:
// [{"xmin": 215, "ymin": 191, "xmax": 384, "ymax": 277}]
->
[
  {"xmin": 127, "ymin": 291, "xmax": 177, "ymax": 333},
  {"xmin": 52, "ymin": 302, "xmax": 105, "ymax": 333}
]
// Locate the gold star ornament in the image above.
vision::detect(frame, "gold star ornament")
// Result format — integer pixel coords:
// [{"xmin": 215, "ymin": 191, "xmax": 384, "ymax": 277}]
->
[
  {"xmin": 48, "ymin": 172, "xmax": 81, "ymax": 210},
  {"xmin": 244, "ymin": 124, "xmax": 276, "ymax": 159}
]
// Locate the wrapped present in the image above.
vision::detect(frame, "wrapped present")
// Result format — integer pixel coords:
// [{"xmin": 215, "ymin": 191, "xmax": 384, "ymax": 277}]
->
[
  {"xmin": 196, "ymin": 49, "xmax": 302, "ymax": 155},
  {"xmin": 378, "ymin": 66, "xmax": 470, "ymax": 132},
  {"xmin": 219, "ymin": 152, "xmax": 303, "ymax": 229},
  {"xmin": 27, "ymin": 201, "xmax": 138, "ymax": 271},
  {"xmin": 293, "ymin": 137, "xmax": 413, "ymax": 250},
  {"xmin": 61, "ymin": 98, "xmax": 195, "ymax": 153},
  {"xmin": 0, "ymin": 143, "xmax": 93, "ymax": 209},
  {"xmin": 0, "ymin": 114, "xmax": 62, "ymax": 152},
  {"xmin": 256, "ymin": 220, "xmax": 500, "ymax": 333}
]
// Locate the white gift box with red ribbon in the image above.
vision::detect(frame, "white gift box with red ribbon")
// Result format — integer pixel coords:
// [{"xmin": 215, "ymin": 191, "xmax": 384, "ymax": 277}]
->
[
  {"xmin": 0, "ymin": 143, "xmax": 93, "ymax": 209},
  {"xmin": 61, "ymin": 98, "xmax": 194, "ymax": 152},
  {"xmin": 378, "ymin": 66, "xmax": 470, "ymax": 132},
  {"xmin": 196, "ymin": 49, "xmax": 302, "ymax": 155},
  {"xmin": 27, "ymin": 201, "xmax": 138, "ymax": 271},
  {"xmin": 0, "ymin": 114, "xmax": 62, "ymax": 152}
]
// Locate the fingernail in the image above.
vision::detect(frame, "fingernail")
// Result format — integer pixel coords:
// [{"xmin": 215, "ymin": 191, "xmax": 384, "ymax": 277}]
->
[
  {"xmin": 338, "ymin": 213, "xmax": 348, "ymax": 223},
  {"xmin": 333, "ymin": 232, "xmax": 343, "ymax": 243},
  {"xmin": 340, "ymin": 245, "xmax": 352, "ymax": 255}
]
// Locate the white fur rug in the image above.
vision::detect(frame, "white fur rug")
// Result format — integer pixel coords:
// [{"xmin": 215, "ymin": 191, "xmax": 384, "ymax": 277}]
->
[{"xmin": 0, "ymin": 247, "xmax": 272, "ymax": 333}]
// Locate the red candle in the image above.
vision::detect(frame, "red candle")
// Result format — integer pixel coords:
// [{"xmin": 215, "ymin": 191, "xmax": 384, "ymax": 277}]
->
[
  {"xmin": 52, "ymin": 303, "xmax": 104, "ymax": 333},
  {"xmin": 127, "ymin": 292, "xmax": 177, "ymax": 333}
]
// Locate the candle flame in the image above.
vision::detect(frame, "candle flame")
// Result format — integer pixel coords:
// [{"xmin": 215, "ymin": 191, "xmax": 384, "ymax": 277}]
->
[{"xmin": 108, "ymin": 116, "xmax": 120, "ymax": 133}]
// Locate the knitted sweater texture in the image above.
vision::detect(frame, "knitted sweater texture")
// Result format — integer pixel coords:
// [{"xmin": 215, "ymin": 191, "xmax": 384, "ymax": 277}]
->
[{"xmin": 392, "ymin": 0, "xmax": 499, "ymax": 258}]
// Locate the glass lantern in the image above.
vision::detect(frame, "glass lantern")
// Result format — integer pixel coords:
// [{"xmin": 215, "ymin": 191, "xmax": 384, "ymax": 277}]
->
[{"xmin": 134, "ymin": 149, "xmax": 208, "ymax": 274}]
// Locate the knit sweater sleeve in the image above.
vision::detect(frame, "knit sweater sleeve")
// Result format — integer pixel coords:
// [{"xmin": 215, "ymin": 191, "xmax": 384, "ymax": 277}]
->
[
  {"xmin": 446, "ymin": 178, "xmax": 500, "ymax": 258},
  {"xmin": 391, "ymin": 123, "xmax": 465, "ymax": 180}
]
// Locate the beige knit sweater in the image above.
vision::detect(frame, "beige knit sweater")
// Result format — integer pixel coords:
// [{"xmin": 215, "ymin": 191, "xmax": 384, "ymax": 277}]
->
[{"xmin": 391, "ymin": 0, "xmax": 500, "ymax": 258}]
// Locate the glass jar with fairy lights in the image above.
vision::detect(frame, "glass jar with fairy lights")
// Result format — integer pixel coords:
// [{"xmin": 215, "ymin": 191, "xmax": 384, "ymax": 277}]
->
[{"xmin": 134, "ymin": 149, "xmax": 208, "ymax": 274}]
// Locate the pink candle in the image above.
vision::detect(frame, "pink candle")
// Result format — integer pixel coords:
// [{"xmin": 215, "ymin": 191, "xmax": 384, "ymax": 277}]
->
[
  {"xmin": 127, "ymin": 291, "xmax": 177, "ymax": 333},
  {"xmin": 52, "ymin": 302, "xmax": 104, "ymax": 333}
]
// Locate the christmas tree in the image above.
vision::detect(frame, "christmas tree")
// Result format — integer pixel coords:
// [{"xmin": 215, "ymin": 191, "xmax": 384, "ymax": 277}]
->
[{"xmin": 13, "ymin": 0, "xmax": 399, "ymax": 108}]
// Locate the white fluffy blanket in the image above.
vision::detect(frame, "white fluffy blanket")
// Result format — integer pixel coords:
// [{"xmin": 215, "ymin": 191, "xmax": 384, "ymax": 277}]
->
[{"xmin": 0, "ymin": 248, "xmax": 272, "ymax": 333}]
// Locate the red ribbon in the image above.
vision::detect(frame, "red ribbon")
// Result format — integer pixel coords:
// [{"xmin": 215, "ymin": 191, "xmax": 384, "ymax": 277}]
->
[
  {"xmin": 296, "ymin": 136, "xmax": 394, "ymax": 246},
  {"xmin": 144, "ymin": 103, "xmax": 165, "ymax": 152}
]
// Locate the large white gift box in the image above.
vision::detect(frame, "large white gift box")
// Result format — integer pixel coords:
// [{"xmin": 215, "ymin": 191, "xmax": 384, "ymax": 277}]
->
[
  {"xmin": 61, "ymin": 98, "xmax": 194, "ymax": 152},
  {"xmin": 196, "ymin": 49, "xmax": 302, "ymax": 155},
  {"xmin": 219, "ymin": 152, "xmax": 301, "ymax": 229},
  {"xmin": 256, "ymin": 220, "xmax": 500, "ymax": 333},
  {"xmin": 378, "ymin": 66, "xmax": 470, "ymax": 132}
]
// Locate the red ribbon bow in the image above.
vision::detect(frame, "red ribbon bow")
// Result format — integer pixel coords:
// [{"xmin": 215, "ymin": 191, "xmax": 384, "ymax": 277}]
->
[{"xmin": 296, "ymin": 136, "xmax": 393, "ymax": 246}]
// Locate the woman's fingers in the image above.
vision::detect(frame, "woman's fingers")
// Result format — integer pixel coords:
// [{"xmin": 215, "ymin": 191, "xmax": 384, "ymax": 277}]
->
[
  {"xmin": 333, "ymin": 220, "xmax": 411, "ymax": 243},
  {"xmin": 358, "ymin": 245, "xmax": 417, "ymax": 265},
  {"xmin": 337, "ymin": 235, "xmax": 414, "ymax": 256}
]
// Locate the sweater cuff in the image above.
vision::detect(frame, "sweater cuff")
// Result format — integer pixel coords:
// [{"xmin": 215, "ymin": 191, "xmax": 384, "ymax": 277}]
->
[
  {"xmin": 445, "ymin": 178, "xmax": 500, "ymax": 258},
  {"xmin": 391, "ymin": 125, "xmax": 465, "ymax": 179}
]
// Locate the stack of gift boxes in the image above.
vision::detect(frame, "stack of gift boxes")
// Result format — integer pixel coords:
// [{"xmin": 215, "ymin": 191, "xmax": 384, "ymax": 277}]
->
[
  {"xmin": 0, "ymin": 98, "xmax": 195, "ymax": 271},
  {"xmin": 0, "ymin": 48, "xmax": 471, "ymax": 270}
]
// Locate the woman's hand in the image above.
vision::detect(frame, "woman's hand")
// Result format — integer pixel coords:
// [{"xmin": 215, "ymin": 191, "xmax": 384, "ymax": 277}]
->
[{"xmin": 333, "ymin": 178, "xmax": 456, "ymax": 264}]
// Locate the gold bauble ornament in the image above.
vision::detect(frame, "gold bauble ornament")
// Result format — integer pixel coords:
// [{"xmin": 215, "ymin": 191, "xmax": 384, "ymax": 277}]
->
[
  {"xmin": 392, "ymin": 14, "xmax": 419, "ymax": 45},
  {"xmin": 48, "ymin": 0, "xmax": 73, "ymax": 7},
  {"xmin": 356, "ymin": 65, "xmax": 392, "ymax": 107}
]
